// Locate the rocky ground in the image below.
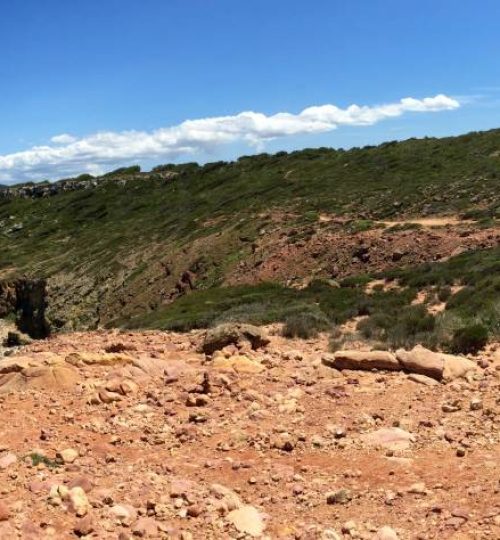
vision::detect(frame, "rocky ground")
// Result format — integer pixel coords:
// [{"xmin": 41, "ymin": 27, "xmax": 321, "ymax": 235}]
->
[{"xmin": 0, "ymin": 325, "xmax": 498, "ymax": 539}]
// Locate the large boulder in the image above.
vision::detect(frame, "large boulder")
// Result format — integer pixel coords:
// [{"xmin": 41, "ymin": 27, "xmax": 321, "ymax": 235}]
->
[
  {"xmin": 322, "ymin": 345, "xmax": 478, "ymax": 383},
  {"xmin": 325, "ymin": 350, "xmax": 400, "ymax": 371},
  {"xmin": 396, "ymin": 345, "xmax": 444, "ymax": 380},
  {"xmin": 441, "ymin": 352, "xmax": 478, "ymax": 382},
  {"xmin": 201, "ymin": 324, "xmax": 270, "ymax": 354},
  {"xmin": 396, "ymin": 345, "xmax": 477, "ymax": 381}
]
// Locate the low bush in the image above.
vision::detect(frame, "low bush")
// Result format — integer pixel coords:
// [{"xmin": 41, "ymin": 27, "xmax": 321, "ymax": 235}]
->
[
  {"xmin": 27, "ymin": 452, "xmax": 59, "ymax": 469},
  {"xmin": 357, "ymin": 305, "xmax": 436, "ymax": 349},
  {"xmin": 450, "ymin": 324, "xmax": 489, "ymax": 354},
  {"xmin": 282, "ymin": 311, "xmax": 330, "ymax": 339},
  {"xmin": 437, "ymin": 285, "xmax": 452, "ymax": 302}
]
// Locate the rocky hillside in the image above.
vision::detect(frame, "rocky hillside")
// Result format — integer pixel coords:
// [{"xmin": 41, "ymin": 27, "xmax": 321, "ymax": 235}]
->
[{"xmin": 0, "ymin": 129, "xmax": 498, "ymax": 348}]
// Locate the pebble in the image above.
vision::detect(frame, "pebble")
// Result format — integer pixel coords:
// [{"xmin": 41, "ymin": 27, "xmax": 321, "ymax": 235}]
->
[
  {"xmin": 57, "ymin": 448, "xmax": 79, "ymax": 464},
  {"xmin": 374, "ymin": 526, "xmax": 399, "ymax": 539},
  {"xmin": 74, "ymin": 515, "xmax": 94, "ymax": 537},
  {"xmin": 68, "ymin": 487, "xmax": 90, "ymax": 517},
  {"xmin": 469, "ymin": 398, "xmax": 483, "ymax": 411},
  {"xmin": 227, "ymin": 505, "xmax": 266, "ymax": 537},
  {"xmin": 326, "ymin": 489, "xmax": 352, "ymax": 505},
  {"xmin": 0, "ymin": 453, "xmax": 17, "ymax": 470},
  {"xmin": 110, "ymin": 504, "xmax": 137, "ymax": 526}
]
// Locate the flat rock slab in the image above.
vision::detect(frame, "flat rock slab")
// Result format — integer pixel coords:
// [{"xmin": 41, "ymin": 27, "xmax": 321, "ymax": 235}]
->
[
  {"xmin": 65, "ymin": 352, "xmax": 134, "ymax": 367},
  {"xmin": 322, "ymin": 346, "xmax": 478, "ymax": 382},
  {"xmin": 396, "ymin": 346, "xmax": 444, "ymax": 380},
  {"xmin": 397, "ymin": 345, "xmax": 477, "ymax": 381},
  {"xmin": 0, "ymin": 453, "xmax": 17, "ymax": 470},
  {"xmin": 0, "ymin": 355, "xmax": 80, "ymax": 393},
  {"xmin": 407, "ymin": 373, "xmax": 440, "ymax": 386},
  {"xmin": 328, "ymin": 350, "xmax": 400, "ymax": 371},
  {"xmin": 362, "ymin": 428, "xmax": 415, "ymax": 451}
]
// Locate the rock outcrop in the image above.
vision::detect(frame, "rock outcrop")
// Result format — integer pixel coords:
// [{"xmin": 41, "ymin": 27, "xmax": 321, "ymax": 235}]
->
[
  {"xmin": 201, "ymin": 323, "xmax": 270, "ymax": 354},
  {"xmin": 323, "ymin": 345, "xmax": 478, "ymax": 381},
  {"xmin": 326, "ymin": 350, "xmax": 400, "ymax": 371},
  {"xmin": 0, "ymin": 278, "xmax": 49, "ymax": 338},
  {"xmin": 0, "ymin": 354, "xmax": 79, "ymax": 393},
  {"xmin": 396, "ymin": 345, "xmax": 478, "ymax": 381}
]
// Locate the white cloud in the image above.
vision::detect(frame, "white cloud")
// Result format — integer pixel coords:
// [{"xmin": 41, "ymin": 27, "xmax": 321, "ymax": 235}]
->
[
  {"xmin": 51, "ymin": 133, "xmax": 78, "ymax": 144},
  {"xmin": 0, "ymin": 94, "xmax": 459, "ymax": 182}
]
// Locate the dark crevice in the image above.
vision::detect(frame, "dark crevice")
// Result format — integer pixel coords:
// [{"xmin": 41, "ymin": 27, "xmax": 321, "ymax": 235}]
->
[{"xmin": 0, "ymin": 278, "xmax": 50, "ymax": 339}]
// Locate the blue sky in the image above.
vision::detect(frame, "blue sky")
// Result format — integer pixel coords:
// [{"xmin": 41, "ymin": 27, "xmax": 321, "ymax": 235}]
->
[{"xmin": 1, "ymin": 0, "xmax": 499, "ymax": 182}]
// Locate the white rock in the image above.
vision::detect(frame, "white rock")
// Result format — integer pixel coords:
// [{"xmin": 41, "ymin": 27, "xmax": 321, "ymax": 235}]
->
[
  {"xmin": 57, "ymin": 448, "xmax": 79, "ymax": 464},
  {"xmin": 374, "ymin": 525, "xmax": 399, "ymax": 539},
  {"xmin": 227, "ymin": 505, "xmax": 266, "ymax": 537}
]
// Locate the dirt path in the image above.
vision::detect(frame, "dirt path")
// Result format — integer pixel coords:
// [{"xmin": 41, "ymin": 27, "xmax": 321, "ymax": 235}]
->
[{"xmin": 381, "ymin": 216, "xmax": 474, "ymax": 228}]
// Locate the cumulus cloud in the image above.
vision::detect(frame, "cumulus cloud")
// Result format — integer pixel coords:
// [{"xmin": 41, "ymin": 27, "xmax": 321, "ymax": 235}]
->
[
  {"xmin": 50, "ymin": 133, "xmax": 78, "ymax": 144},
  {"xmin": 0, "ymin": 94, "xmax": 459, "ymax": 182}
]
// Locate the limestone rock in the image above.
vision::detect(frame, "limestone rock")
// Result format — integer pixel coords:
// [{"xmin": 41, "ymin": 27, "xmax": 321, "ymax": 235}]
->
[
  {"xmin": 362, "ymin": 428, "xmax": 414, "ymax": 451},
  {"xmin": 210, "ymin": 484, "xmax": 243, "ymax": 511},
  {"xmin": 0, "ymin": 354, "xmax": 79, "ymax": 393},
  {"xmin": 0, "ymin": 501, "xmax": 10, "ymax": 521},
  {"xmin": 374, "ymin": 526, "xmax": 399, "ymax": 539},
  {"xmin": 110, "ymin": 504, "xmax": 137, "ymax": 526},
  {"xmin": 98, "ymin": 389, "xmax": 123, "ymax": 403},
  {"xmin": 212, "ymin": 355, "xmax": 265, "ymax": 374},
  {"xmin": 397, "ymin": 345, "xmax": 477, "ymax": 381},
  {"xmin": 0, "ymin": 453, "xmax": 17, "ymax": 470},
  {"xmin": 65, "ymin": 351, "xmax": 134, "ymax": 367},
  {"xmin": 327, "ymin": 350, "xmax": 400, "ymax": 371},
  {"xmin": 56, "ymin": 448, "xmax": 79, "ymax": 464},
  {"xmin": 67, "ymin": 487, "xmax": 90, "ymax": 517},
  {"xmin": 407, "ymin": 373, "xmax": 440, "ymax": 386},
  {"xmin": 442, "ymin": 353, "xmax": 477, "ymax": 382},
  {"xmin": 202, "ymin": 324, "xmax": 269, "ymax": 354},
  {"xmin": 396, "ymin": 345, "xmax": 444, "ymax": 380},
  {"xmin": 227, "ymin": 505, "xmax": 266, "ymax": 537},
  {"xmin": 74, "ymin": 515, "xmax": 94, "ymax": 537},
  {"xmin": 105, "ymin": 378, "xmax": 139, "ymax": 395},
  {"xmin": 132, "ymin": 517, "xmax": 159, "ymax": 537}
]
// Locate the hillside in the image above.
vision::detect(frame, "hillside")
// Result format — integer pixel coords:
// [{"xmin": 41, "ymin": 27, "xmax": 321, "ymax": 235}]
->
[
  {"xmin": 0, "ymin": 130, "xmax": 499, "ymax": 540},
  {"xmin": 0, "ymin": 128, "xmax": 499, "ymax": 351}
]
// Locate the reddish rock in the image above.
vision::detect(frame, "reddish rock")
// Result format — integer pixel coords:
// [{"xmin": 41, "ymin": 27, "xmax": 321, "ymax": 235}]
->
[{"xmin": 0, "ymin": 501, "xmax": 10, "ymax": 521}]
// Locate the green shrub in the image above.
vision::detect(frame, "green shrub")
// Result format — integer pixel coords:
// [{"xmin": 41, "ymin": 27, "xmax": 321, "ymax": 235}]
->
[
  {"xmin": 347, "ymin": 219, "xmax": 375, "ymax": 233},
  {"xmin": 329, "ymin": 337, "xmax": 345, "ymax": 352},
  {"xmin": 437, "ymin": 285, "xmax": 452, "ymax": 302},
  {"xmin": 282, "ymin": 311, "xmax": 330, "ymax": 339},
  {"xmin": 357, "ymin": 305, "xmax": 436, "ymax": 349},
  {"xmin": 27, "ymin": 452, "xmax": 59, "ymax": 469},
  {"xmin": 450, "ymin": 324, "xmax": 489, "ymax": 354}
]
